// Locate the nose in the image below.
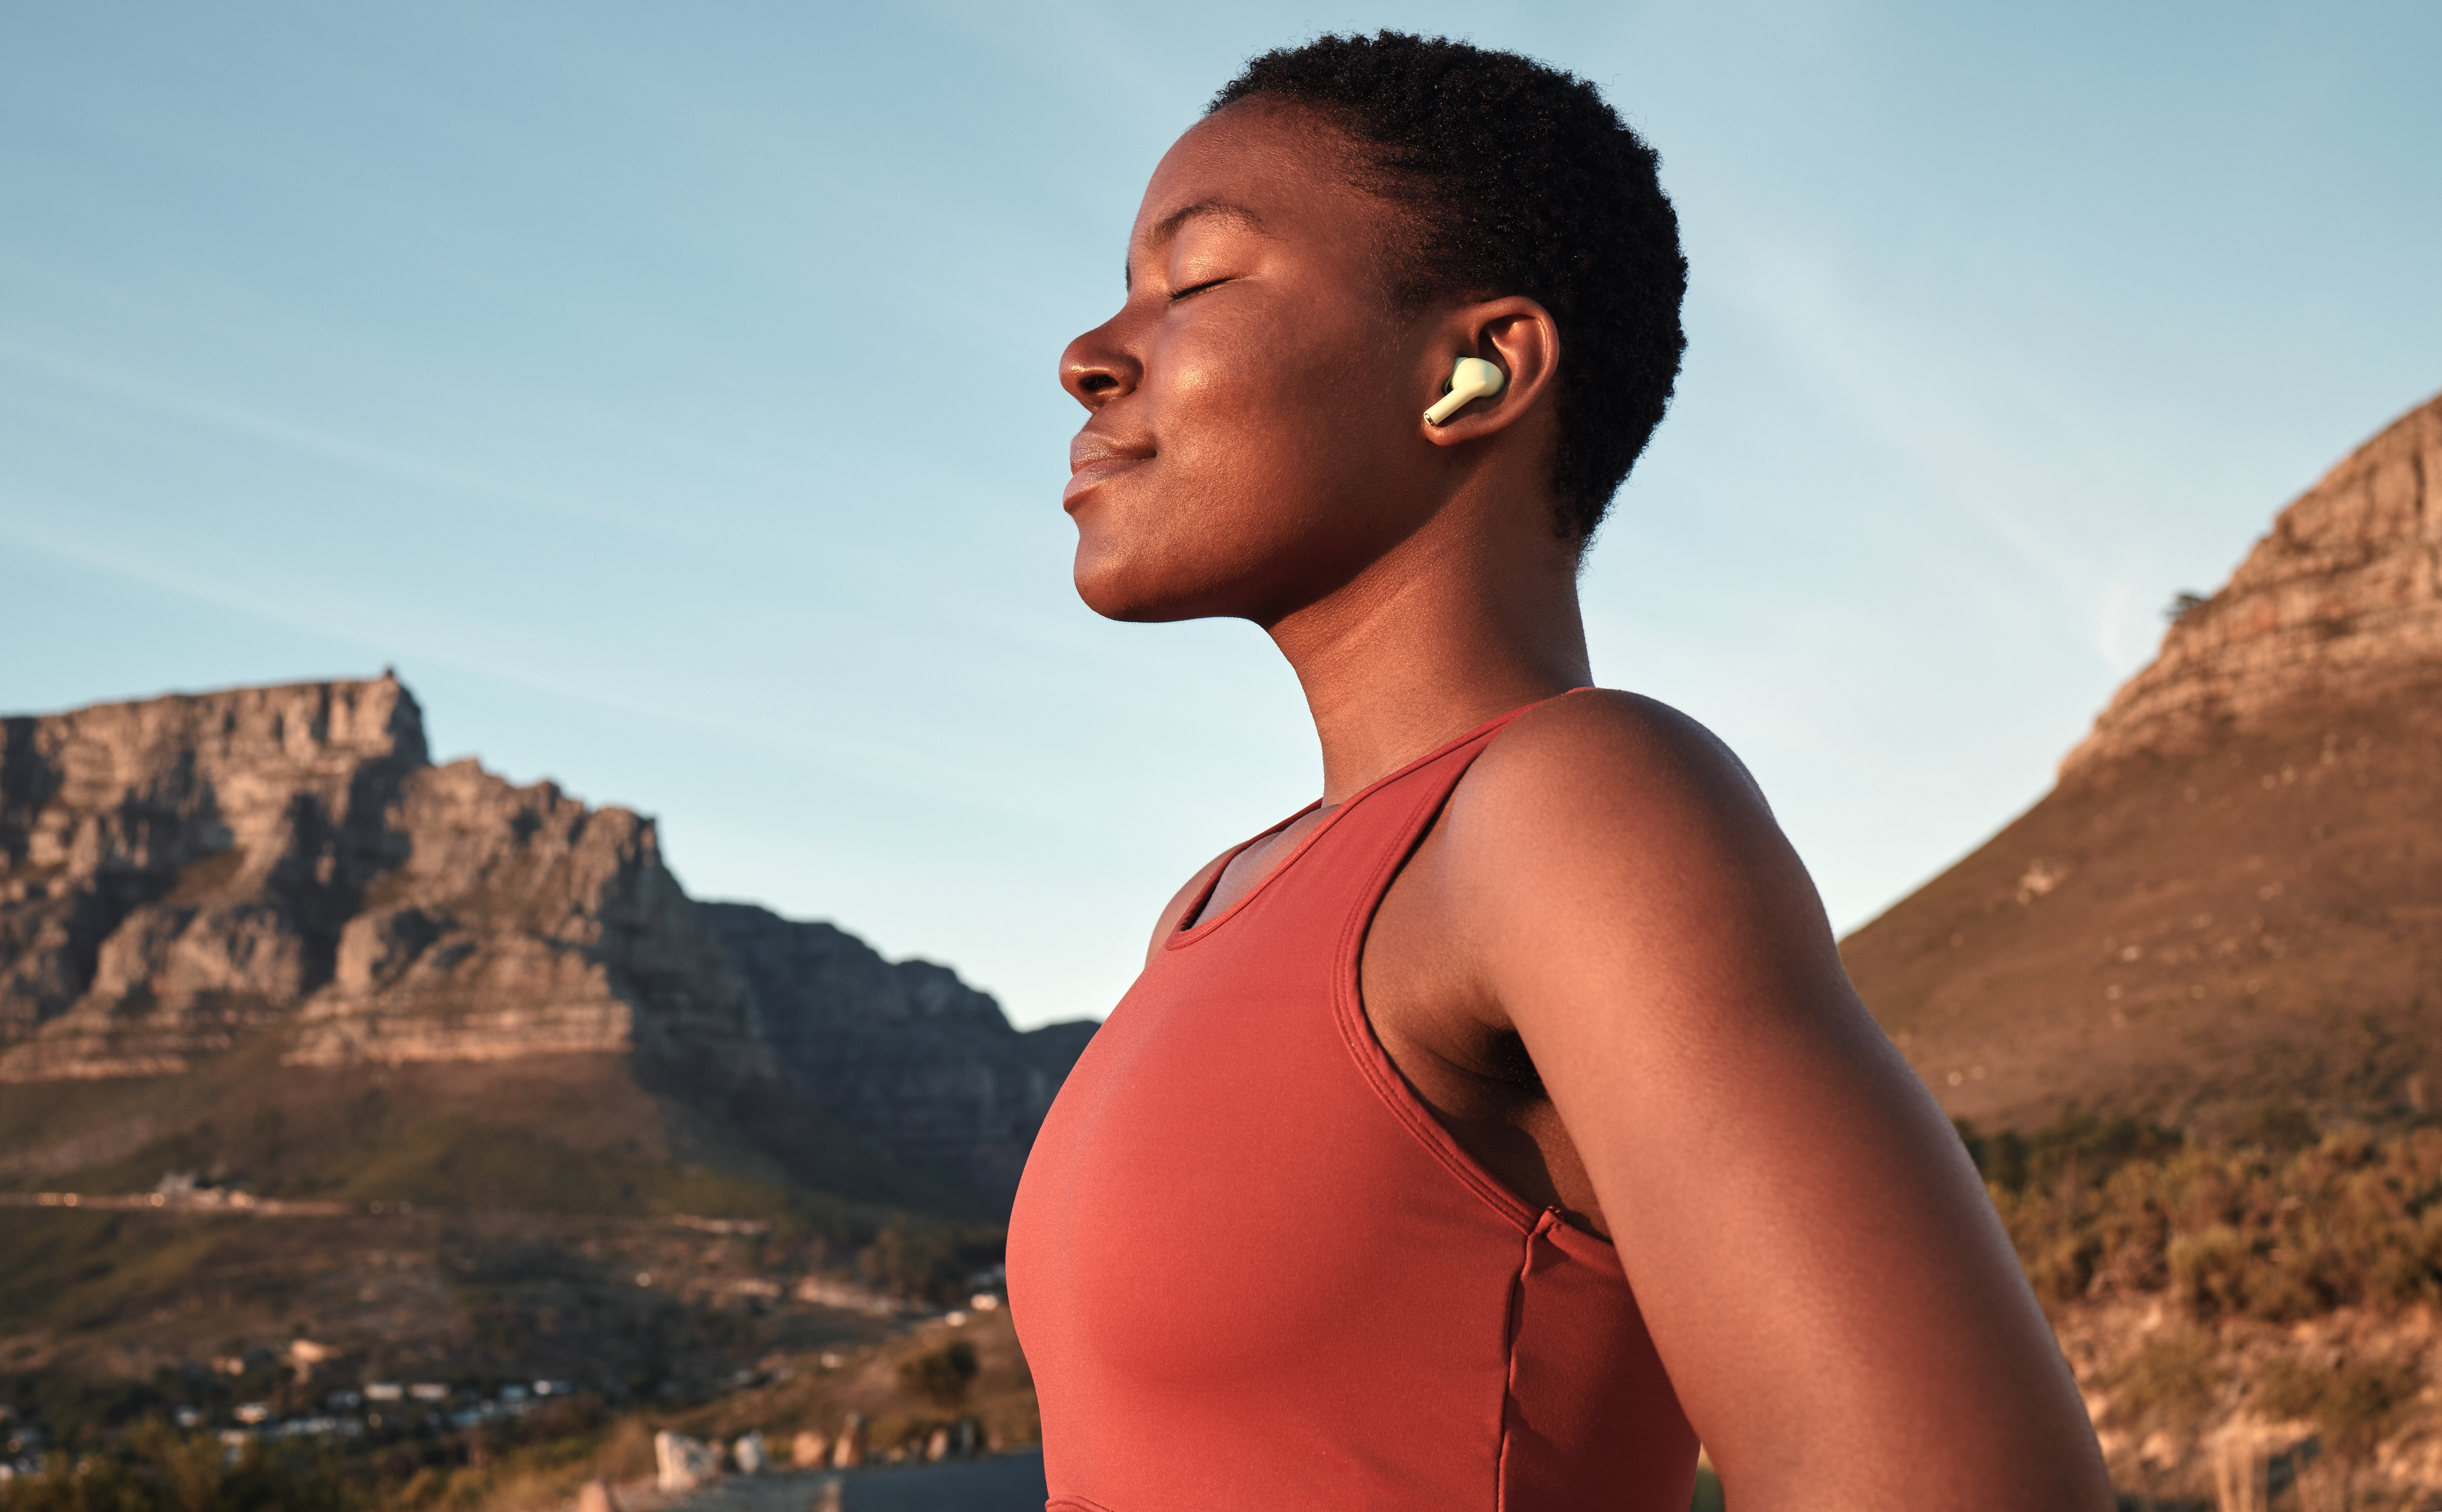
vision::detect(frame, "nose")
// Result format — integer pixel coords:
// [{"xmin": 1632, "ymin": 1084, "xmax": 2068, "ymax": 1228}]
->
[{"xmin": 1060, "ymin": 320, "xmax": 1138, "ymax": 412}]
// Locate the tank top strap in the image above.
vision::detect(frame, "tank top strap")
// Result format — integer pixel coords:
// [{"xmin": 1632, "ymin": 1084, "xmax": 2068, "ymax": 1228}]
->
[
  {"xmin": 1315, "ymin": 688, "xmax": 1581, "ymax": 883},
  {"xmin": 1267, "ymin": 688, "xmax": 1586, "ymax": 961},
  {"xmin": 1296, "ymin": 697, "xmax": 1575, "ymax": 1232},
  {"xmin": 1166, "ymin": 691, "xmax": 1583, "ymax": 952}
]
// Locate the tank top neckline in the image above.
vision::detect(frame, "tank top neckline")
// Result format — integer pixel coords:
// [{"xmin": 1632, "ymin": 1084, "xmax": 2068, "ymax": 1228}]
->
[{"xmin": 1167, "ymin": 689, "xmax": 1588, "ymax": 951}]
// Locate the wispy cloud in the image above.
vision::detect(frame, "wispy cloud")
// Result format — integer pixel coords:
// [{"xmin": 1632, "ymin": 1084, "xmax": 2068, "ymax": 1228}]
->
[
  {"xmin": 0, "ymin": 330, "xmax": 553, "ymax": 517},
  {"xmin": 1700, "ymin": 224, "xmax": 2173, "ymax": 671},
  {"xmin": 0, "ymin": 484, "xmax": 1143, "ymax": 834}
]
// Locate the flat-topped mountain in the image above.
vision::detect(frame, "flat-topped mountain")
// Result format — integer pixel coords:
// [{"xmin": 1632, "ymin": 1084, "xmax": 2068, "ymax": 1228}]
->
[
  {"xmin": 1842, "ymin": 391, "xmax": 2442, "ymax": 1132},
  {"xmin": 0, "ymin": 675, "xmax": 1090, "ymax": 1213}
]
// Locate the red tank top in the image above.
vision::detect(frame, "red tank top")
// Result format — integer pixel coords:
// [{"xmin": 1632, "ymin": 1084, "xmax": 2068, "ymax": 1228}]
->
[{"xmin": 1008, "ymin": 699, "xmax": 1698, "ymax": 1511}]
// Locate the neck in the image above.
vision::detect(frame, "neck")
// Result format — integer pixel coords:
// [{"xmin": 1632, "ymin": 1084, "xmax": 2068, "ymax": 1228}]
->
[{"xmin": 1265, "ymin": 504, "xmax": 1592, "ymax": 805}]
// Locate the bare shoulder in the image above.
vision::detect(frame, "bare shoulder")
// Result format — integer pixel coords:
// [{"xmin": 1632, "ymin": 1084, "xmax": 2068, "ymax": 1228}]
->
[
  {"xmin": 1428, "ymin": 686, "xmax": 1844, "ymax": 1026},
  {"xmin": 1442, "ymin": 687, "xmax": 1794, "ymax": 897},
  {"xmin": 1462, "ymin": 686, "xmax": 1766, "ymax": 810}
]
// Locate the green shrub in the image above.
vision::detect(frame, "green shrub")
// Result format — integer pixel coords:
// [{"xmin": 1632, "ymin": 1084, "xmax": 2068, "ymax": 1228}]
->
[
  {"xmin": 1988, "ymin": 1119, "xmax": 2442, "ymax": 1321},
  {"xmin": 1959, "ymin": 1115, "xmax": 2181, "ymax": 1198},
  {"xmin": 898, "ymin": 1342, "xmax": 979, "ymax": 1409},
  {"xmin": 2252, "ymin": 1354, "xmax": 2422, "ymax": 1453},
  {"xmin": 2234, "ymin": 1100, "xmax": 2319, "ymax": 1154},
  {"xmin": 2109, "ymin": 1331, "xmax": 2222, "ymax": 1426},
  {"xmin": 2168, "ymin": 1225, "xmax": 2260, "ymax": 1317},
  {"xmin": 860, "ymin": 1220, "xmax": 1002, "ymax": 1306}
]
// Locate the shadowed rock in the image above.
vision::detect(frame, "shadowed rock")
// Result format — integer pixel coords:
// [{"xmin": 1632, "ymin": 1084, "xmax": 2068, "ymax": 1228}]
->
[{"xmin": 704, "ymin": 903, "xmax": 1096, "ymax": 1209}]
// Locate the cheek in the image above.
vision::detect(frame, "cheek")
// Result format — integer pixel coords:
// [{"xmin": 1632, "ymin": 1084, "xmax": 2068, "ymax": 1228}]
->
[
  {"xmin": 1157, "ymin": 321, "xmax": 1395, "ymax": 518},
  {"xmin": 1067, "ymin": 313, "xmax": 1416, "ymax": 618}
]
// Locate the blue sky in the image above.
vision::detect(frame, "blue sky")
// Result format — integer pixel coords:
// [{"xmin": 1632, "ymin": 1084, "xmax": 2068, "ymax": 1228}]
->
[{"xmin": 4, "ymin": 2, "xmax": 2435, "ymax": 1028}]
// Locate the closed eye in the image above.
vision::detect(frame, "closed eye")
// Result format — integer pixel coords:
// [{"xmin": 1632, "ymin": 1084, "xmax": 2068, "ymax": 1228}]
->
[{"xmin": 1168, "ymin": 276, "xmax": 1234, "ymax": 303}]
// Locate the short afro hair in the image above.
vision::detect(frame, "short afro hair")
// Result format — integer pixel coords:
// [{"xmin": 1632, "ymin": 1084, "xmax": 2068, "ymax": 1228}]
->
[{"xmin": 1211, "ymin": 32, "xmax": 1686, "ymax": 542}]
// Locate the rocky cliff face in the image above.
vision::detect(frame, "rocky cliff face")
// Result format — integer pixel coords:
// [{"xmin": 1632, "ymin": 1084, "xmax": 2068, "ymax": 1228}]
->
[
  {"xmin": 286, "ymin": 760, "xmax": 766, "ymax": 1077},
  {"xmin": 706, "ymin": 903, "xmax": 1097, "ymax": 1209},
  {"xmin": 0, "ymin": 678, "xmax": 425, "ymax": 1078},
  {"xmin": 1843, "ymin": 392, "xmax": 2442, "ymax": 1131},
  {"xmin": 0, "ymin": 675, "xmax": 1092, "ymax": 1210},
  {"xmin": 2061, "ymin": 394, "xmax": 2441, "ymax": 782}
]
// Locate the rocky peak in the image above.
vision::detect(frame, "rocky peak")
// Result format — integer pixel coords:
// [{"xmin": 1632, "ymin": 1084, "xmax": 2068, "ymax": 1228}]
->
[
  {"xmin": 0, "ymin": 673, "xmax": 424, "ymax": 886},
  {"xmin": 2061, "ymin": 392, "xmax": 2442, "ymax": 782},
  {"xmin": 0, "ymin": 675, "xmax": 762, "ymax": 1081},
  {"xmin": 284, "ymin": 759, "xmax": 767, "ymax": 1078},
  {"xmin": 0, "ymin": 677, "xmax": 427, "ymax": 1070},
  {"xmin": 0, "ymin": 675, "xmax": 1097, "ymax": 1210}
]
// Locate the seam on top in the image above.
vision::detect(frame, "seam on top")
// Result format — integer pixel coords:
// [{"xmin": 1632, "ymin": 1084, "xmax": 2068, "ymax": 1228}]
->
[
  {"xmin": 1492, "ymin": 1218, "xmax": 1542, "ymax": 1512},
  {"xmin": 1165, "ymin": 697, "xmax": 1568, "ymax": 952},
  {"xmin": 1495, "ymin": 1212, "xmax": 1561, "ymax": 1512}
]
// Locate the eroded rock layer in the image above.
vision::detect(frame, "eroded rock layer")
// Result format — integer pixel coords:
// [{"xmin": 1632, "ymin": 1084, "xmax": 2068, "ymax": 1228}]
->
[
  {"xmin": 2061, "ymin": 393, "xmax": 2441, "ymax": 782},
  {"xmin": 0, "ymin": 675, "xmax": 1092, "ymax": 1209},
  {"xmin": 286, "ymin": 759, "xmax": 765, "ymax": 1076},
  {"xmin": 0, "ymin": 678, "xmax": 424, "ymax": 1078}
]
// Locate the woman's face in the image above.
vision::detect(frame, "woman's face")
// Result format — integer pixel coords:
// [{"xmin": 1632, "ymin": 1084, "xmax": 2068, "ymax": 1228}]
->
[{"xmin": 1060, "ymin": 103, "xmax": 1451, "ymax": 625}]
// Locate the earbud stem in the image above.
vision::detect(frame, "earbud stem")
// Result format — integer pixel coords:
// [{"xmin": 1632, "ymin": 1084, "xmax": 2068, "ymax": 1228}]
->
[{"xmin": 1423, "ymin": 357, "xmax": 1507, "ymax": 426}]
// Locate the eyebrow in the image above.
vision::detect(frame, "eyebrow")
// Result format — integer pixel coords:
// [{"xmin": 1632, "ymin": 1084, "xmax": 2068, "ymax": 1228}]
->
[
  {"xmin": 1150, "ymin": 199, "xmax": 1266, "ymax": 242},
  {"xmin": 1125, "ymin": 199, "xmax": 1269, "ymax": 288}
]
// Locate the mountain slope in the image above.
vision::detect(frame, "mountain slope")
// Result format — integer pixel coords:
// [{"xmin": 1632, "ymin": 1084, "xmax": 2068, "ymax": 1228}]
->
[{"xmin": 1842, "ymin": 391, "xmax": 2442, "ymax": 1132}]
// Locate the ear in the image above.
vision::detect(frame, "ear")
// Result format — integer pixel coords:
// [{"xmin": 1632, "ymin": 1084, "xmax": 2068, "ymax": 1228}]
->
[{"xmin": 1416, "ymin": 296, "xmax": 1559, "ymax": 447}]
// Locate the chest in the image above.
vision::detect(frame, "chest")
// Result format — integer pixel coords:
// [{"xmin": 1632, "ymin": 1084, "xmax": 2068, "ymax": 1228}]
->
[{"xmin": 1013, "ymin": 917, "xmax": 1526, "ymax": 1390}]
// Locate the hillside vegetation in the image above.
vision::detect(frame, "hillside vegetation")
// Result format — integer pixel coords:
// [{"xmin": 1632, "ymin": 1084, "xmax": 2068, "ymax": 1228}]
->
[
  {"xmin": 0, "ymin": 1307, "xmax": 1039, "ymax": 1512},
  {"xmin": 1970, "ymin": 1108, "xmax": 2442, "ymax": 1504}
]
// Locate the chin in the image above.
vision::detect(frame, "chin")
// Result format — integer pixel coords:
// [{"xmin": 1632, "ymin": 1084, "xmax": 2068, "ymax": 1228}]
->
[
  {"xmin": 1071, "ymin": 529, "xmax": 1260, "ymax": 623},
  {"xmin": 1071, "ymin": 557, "xmax": 1204, "ymax": 624},
  {"xmin": 1065, "ymin": 475, "xmax": 1324, "ymax": 625}
]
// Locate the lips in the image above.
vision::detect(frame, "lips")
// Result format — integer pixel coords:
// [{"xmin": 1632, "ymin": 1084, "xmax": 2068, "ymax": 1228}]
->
[{"xmin": 1064, "ymin": 438, "xmax": 1152, "ymax": 509}]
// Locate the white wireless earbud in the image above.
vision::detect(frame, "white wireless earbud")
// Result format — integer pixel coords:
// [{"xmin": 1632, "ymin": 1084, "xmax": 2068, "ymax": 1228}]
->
[{"xmin": 1422, "ymin": 357, "xmax": 1507, "ymax": 426}]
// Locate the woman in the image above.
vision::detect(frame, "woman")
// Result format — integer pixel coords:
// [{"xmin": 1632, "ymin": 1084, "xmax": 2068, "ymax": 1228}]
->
[{"xmin": 1008, "ymin": 33, "xmax": 2110, "ymax": 1512}]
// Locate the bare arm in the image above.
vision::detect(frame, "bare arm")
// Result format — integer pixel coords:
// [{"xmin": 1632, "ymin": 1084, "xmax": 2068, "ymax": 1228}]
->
[{"xmin": 1441, "ymin": 692, "xmax": 2108, "ymax": 1511}]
